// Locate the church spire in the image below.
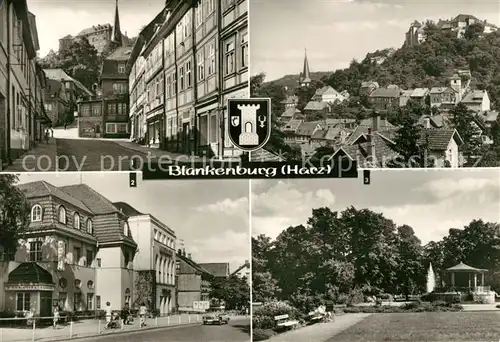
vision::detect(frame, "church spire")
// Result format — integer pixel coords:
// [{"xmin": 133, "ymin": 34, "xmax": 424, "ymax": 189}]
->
[
  {"xmin": 300, "ymin": 48, "xmax": 311, "ymax": 87},
  {"xmin": 111, "ymin": 0, "xmax": 123, "ymax": 45}
]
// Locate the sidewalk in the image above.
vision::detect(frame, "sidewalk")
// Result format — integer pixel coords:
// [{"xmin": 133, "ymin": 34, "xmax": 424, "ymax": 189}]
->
[
  {"xmin": 113, "ymin": 140, "xmax": 203, "ymax": 162},
  {"xmin": 267, "ymin": 313, "xmax": 371, "ymax": 342},
  {"xmin": 5, "ymin": 138, "xmax": 58, "ymax": 172},
  {"xmin": 0, "ymin": 313, "xmax": 222, "ymax": 342}
]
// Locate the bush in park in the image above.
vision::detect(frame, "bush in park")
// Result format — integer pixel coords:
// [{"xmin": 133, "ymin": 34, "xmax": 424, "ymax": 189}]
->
[
  {"xmin": 253, "ymin": 328, "xmax": 277, "ymax": 341},
  {"xmin": 253, "ymin": 301, "xmax": 300, "ymax": 320}
]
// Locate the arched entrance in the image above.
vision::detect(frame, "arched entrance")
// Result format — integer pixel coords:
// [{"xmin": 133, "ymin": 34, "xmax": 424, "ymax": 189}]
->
[{"xmin": 5, "ymin": 263, "xmax": 55, "ymax": 316}]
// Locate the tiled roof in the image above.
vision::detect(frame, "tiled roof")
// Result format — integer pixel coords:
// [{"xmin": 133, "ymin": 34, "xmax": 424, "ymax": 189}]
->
[
  {"xmin": 282, "ymin": 119, "xmax": 302, "ymax": 131},
  {"xmin": 358, "ymin": 118, "xmax": 396, "ymax": 130},
  {"xmin": 334, "ymin": 134, "xmax": 399, "ymax": 166},
  {"xmin": 315, "ymin": 86, "xmax": 340, "ymax": 96},
  {"xmin": 43, "ymin": 68, "xmax": 93, "ymax": 95},
  {"xmin": 281, "ymin": 107, "xmax": 300, "ymax": 118},
  {"xmin": 418, "ymin": 128, "xmax": 462, "ymax": 150},
  {"xmin": 177, "ymin": 253, "xmax": 212, "ymax": 276},
  {"xmin": 280, "ymin": 95, "xmax": 298, "ymax": 104},
  {"xmin": 361, "ymin": 81, "xmax": 379, "ymax": 88},
  {"xmin": 296, "ymin": 122, "xmax": 320, "ymax": 136},
  {"xmin": 430, "ymin": 87, "xmax": 447, "ymax": 94},
  {"xmin": 18, "ymin": 181, "xmax": 92, "ymax": 213},
  {"xmin": 452, "ymin": 14, "xmax": 479, "ymax": 23},
  {"xmin": 418, "ymin": 114, "xmax": 447, "ymax": 128},
  {"xmin": 322, "ymin": 118, "xmax": 356, "ymax": 126},
  {"xmin": 113, "ymin": 202, "xmax": 144, "ymax": 216},
  {"xmin": 58, "ymin": 184, "xmax": 119, "ymax": 215},
  {"xmin": 77, "ymin": 24, "xmax": 112, "ymax": 36},
  {"xmin": 411, "ymin": 88, "xmax": 429, "ymax": 97},
  {"xmin": 250, "ymin": 149, "xmax": 284, "ymax": 162},
  {"xmin": 461, "ymin": 90, "xmax": 486, "ymax": 103},
  {"xmin": 368, "ymin": 88, "xmax": 400, "ymax": 98},
  {"xmin": 198, "ymin": 263, "xmax": 230, "ymax": 278},
  {"xmin": 304, "ymin": 101, "xmax": 330, "ymax": 111},
  {"xmin": 311, "ymin": 127, "xmax": 341, "ymax": 141},
  {"xmin": 106, "ymin": 46, "xmax": 132, "ymax": 61}
]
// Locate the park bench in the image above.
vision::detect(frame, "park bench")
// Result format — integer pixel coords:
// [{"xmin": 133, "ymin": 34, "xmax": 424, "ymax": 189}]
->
[
  {"xmin": 308, "ymin": 310, "xmax": 324, "ymax": 323},
  {"xmin": 274, "ymin": 314, "xmax": 299, "ymax": 330}
]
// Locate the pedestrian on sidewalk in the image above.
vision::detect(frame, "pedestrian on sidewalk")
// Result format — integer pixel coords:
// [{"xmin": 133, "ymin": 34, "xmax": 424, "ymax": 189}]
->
[
  {"xmin": 121, "ymin": 303, "xmax": 131, "ymax": 325},
  {"xmin": 44, "ymin": 129, "xmax": 50, "ymax": 143},
  {"xmin": 50, "ymin": 126, "xmax": 54, "ymax": 137},
  {"xmin": 139, "ymin": 302, "xmax": 148, "ymax": 327},
  {"xmin": 104, "ymin": 302, "xmax": 112, "ymax": 330},
  {"xmin": 53, "ymin": 304, "xmax": 60, "ymax": 329}
]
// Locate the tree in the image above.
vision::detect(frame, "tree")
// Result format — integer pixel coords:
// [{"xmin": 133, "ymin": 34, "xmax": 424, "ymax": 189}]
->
[
  {"xmin": 450, "ymin": 103, "xmax": 482, "ymax": 163},
  {"xmin": 59, "ymin": 38, "xmax": 100, "ymax": 90},
  {"xmin": 209, "ymin": 275, "xmax": 250, "ymax": 310},
  {"xmin": 252, "ymin": 235, "xmax": 280, "ymax": 302},
  {"xmin": 0, "ymin": 175, "xmax": 30, "ymax": 258}
]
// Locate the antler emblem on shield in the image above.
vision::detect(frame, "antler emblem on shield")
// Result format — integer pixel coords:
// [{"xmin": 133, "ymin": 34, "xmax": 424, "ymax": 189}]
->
[{"xmin": 231, "ymin": 116, "xmax": 240, "ymax": 127}]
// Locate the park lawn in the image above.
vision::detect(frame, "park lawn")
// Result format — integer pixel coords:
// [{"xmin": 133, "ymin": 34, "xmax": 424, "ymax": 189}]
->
[{"xmin": 331, "ymin": 311, "xmax": 500, "ymax": 341}]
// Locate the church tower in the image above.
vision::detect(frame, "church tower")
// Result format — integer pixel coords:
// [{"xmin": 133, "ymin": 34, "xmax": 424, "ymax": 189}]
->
[
  {"xmin": 111, "ymin": 0, "xmax": 123, "ymax": 46},
  {"xmin": 299, "ymin": 48, "xmax": 311, "ymax": 87}
]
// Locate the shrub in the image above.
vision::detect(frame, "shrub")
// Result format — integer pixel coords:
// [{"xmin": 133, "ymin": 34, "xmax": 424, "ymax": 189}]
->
[
  {"xmin": 252, "ymin": 315, "xmax": 275, "ymax": 330},
  {"xmin": 348, "ymin": 288, "xmax": 365, "ymax": 305},
  {"xmin": 253, "ymin": 329, "xmax": 277, "ymax": 341},
  {"xmin": 253, "ymin": 301, "xmax": 300, "ymax": 320},
  {"xmin": 379, "ymin": 293, "xmax": 394, "ymax": 301}
]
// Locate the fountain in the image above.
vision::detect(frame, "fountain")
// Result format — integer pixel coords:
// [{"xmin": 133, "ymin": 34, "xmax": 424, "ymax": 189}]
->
[{"xmin": 426, "ymin": 263, "xmax": 435, "ymax": 293}]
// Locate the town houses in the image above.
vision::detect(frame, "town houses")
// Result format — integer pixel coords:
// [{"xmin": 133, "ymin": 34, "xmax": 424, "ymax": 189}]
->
[
  {"xmin": 0, "ymin": 0, "xmax": 52, "ymax": 169},
  {"xmin": 0, "ymin": 180, "xmax": 233, "ymax": 316},
  {"xmin": 278, "ymin": 49, "xmax": 497, "ymax": 167},
  {"xmin": 127, "ymin": 0, "xmax": 248, "ymax": 158}
]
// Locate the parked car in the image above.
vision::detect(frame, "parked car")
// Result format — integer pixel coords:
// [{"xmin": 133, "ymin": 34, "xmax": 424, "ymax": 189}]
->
[{"xmin": 202, "ymin": 312, "xmax": 230, "ymax": 325}]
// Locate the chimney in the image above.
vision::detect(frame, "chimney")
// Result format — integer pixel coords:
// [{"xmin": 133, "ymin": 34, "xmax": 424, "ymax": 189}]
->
[
  {"xmin": 245, "ymin": 260, "xmax": 249, "ymax": 265},
  {"xmin": 182, "ymin": 248, "xmax": 186, "ymax": 257},
  {"xmin": 372, "ymin": 115, "xmax": 380, "ymax": 132},
  {"xmin": 366, "ymin": 128, "xmax": 376, "ymax": 166},
  {"xmin": 424, "ymin": 117, "xmax": 431, "ymax": 129},
  {"xmin": 177, "ymin": 248, "xmax": 182, "ymax": 255},
  {"xmin": 187, "ymin": 253, "xmax": 191, "ymax": 259}
]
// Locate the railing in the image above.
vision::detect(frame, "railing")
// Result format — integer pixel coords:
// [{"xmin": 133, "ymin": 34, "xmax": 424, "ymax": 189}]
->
[{"xmin": 0, "ymin": 313, "xmax": 202, "ymax": 342}]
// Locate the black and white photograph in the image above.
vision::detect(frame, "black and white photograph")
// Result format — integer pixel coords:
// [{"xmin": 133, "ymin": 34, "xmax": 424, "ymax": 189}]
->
[
  {"xmin": 251, "ymin": 169, "xmax": 500, "ymax": 341},
  {"xmin": 251, "ymin": 0, "xmax": 500, "ymax": 167},
  {"xmin": 0, "ymin": 173, "xmax": 250, "ymax": 342},
  {"xmin": 0, "ymin": 0, "xmax": 248, "ymax": 172}
]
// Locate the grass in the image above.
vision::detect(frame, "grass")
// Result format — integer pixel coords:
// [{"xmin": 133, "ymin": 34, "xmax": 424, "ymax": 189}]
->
[{"xmin": 331, "ymin": 311, "xmax": 500, "ymax": 341}]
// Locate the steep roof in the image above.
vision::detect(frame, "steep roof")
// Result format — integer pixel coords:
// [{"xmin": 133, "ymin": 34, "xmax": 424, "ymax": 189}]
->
[
  {"xmin": 199, "ymin": 263, "xmax": 230, "ymax": 278},
  {"xmin": 296, "ymin": 122, "xmax": 320, "ymax": 136},
  {"xmin": 304, "ymin": 101, "xmax": 329, "ymax": 111},
  {"xmin": 418, "ymin": 128, "xmax": 463, "ymax": 150},
  {"xmin": 282, "ymin": 119, "xmax": 302, "ymax": 131},
  {"xmin": 58, "ymin": 184, "xmax": 119, "ymax": 215},
  {"xmin": 281, "ymin": 107, "xmax": 301, "ymax": 118},
  {"xmin": 368, "ymin": 88, "xmax": 400, "ymax": 98},
  {"xmin": 333, "ymin": 134, "xmax": 399, "ymax": 167},
  {"xmin": 446, "ymin": 261, "xmax": 487, "ymax": 272},
  {"xmin": 177, "ymin": 253, "xmax": 211, "ymax": 276},
  {"xmin": 231, "ymin": 261, "xmax": 250, "ymax": 277},
  {"xmin": 461, "ymin": 90, "xmax": 486, "ymax": 103},
  {"xmin": 358, "ymin": 117, "xmax": 396, "ymax": 130},
  {"xmin": 113, "ymin": 202, "xmax": 144, "ymax": 216},
  {"xmin": 17, "ymin": 181, "xmax": 92, "ymax": 213},
  {"xmin": 301, "ymin": 48, "xmax": 311, "ymax": 83},
  {"xmin": 43, "ymin": 68, "xmax": 93, "ymax": 96}
]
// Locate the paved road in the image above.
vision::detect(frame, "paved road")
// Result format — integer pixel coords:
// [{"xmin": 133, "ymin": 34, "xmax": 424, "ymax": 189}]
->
[
  {"xmin": 56, "ymin": 139, "xmax": 148, "ymax": 171},
  {"xmin": 73, "ymin": 318, "xmax": 250, "ymax": 342}
]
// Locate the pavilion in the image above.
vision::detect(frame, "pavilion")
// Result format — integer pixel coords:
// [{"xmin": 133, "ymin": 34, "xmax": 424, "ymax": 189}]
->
[{"xmin": 444, "ymin": 262, "xmax": 488, "ymax": 291}]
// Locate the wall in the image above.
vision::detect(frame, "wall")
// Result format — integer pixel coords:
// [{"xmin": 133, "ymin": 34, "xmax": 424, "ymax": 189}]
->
[
  {"xmin": 177, "ymin": 273, "xmax": 201, "ymax": 309},
  {"xmin": 129, "ymin": 215, "xmax": 152, "ymax": 270}
]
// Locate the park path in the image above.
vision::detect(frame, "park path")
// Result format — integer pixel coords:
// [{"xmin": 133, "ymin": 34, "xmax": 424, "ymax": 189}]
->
[{"xmin": 267, "ymin": 313, "xmax": 371, "ymax": 342}]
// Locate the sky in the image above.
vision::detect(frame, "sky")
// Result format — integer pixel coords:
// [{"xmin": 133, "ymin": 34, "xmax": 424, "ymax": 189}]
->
[
  {"xmin": 250, "ymin": 0, "xmax": 500, "ymax": 81},
  {"xmin": 251, "ymin": 169, "xmax": 500, "ymax": 245},
  {"xmin": 16, "ymin": 173, "xmax": 250, "ymax": 273},
  {"xmin": 27, "ymin": 0, "xmax": 166, "ymax": 57}
]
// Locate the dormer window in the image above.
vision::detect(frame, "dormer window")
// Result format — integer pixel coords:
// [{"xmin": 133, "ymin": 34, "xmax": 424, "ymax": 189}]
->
[
  {"xmin": 118, "ymin": 64, "xmax": 125, "ymax": 74},
  {"xmin": 31, "ymin": 204, "xmax": 42, "ymax": 222},
  {"xmin": 73, "ymin": 213, "xmax": 80, "ymax": 229},
  {"xmin": 58, "ymin": 206, "xmax": 67, "ymax": 224},
  {"xmin": 86, "ymin": 219, "xmax": 93, "ymax": 234}
]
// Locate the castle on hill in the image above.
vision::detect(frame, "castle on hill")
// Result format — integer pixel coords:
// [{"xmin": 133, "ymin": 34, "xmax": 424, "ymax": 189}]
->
[
  {"xmin": 405, "ymin": 14, "xmax": 498, "ymax": 48},
  {"xmin": 58, "ymin": 0, "xmax": 129, "ymax": 54}
]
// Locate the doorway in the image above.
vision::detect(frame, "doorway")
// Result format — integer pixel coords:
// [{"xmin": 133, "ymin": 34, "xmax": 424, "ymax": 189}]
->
[{"xmin": 40, "ymin": 292, "xmax": 53, "ymax": 318}]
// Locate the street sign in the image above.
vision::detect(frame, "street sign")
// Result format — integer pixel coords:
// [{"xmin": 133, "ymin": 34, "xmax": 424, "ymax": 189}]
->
[{"xmin": 227, "ymin": 98, "xmax": 271, "ymax": 152}]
